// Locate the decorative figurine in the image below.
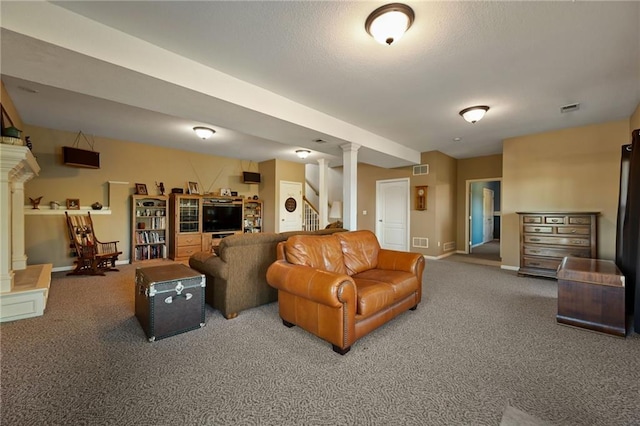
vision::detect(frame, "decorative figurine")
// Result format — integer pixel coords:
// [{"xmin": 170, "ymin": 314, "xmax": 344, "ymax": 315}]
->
[
  {"xmin": 156, "ymin": 181, "xmax": 165, "ymax": 195},
  {"xmin": 25, "ymin": 136, "xmax": 33, "ymax": 151},
  {"xmin": 91, "ymin": 202, "xmax": 103, "ymax": 210},
  {"xmin": 29, "ymin": 196, "xmax": 43, "ymax": 209}
]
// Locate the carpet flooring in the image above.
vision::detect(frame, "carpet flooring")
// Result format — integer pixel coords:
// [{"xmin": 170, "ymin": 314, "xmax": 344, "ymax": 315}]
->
[{"xmin": 1, "ymin": 259, "xmax": 639, "ymax": 425}]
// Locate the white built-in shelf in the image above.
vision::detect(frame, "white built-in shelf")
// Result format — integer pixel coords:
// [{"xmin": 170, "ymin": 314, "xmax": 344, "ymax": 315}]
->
[{"xmin": 24, "ymin": 207, "xmax": 112, "ymax": 215}]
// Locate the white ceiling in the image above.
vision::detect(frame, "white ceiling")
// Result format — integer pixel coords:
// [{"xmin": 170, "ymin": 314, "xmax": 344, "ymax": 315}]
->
[{"xmin": 1, "ymin": 1, "xmax": 639, "ymax": 168}]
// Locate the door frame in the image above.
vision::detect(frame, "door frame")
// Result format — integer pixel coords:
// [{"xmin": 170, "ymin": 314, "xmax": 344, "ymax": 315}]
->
[
  {"xmin": 464, "ymin": 178, "xmax": 502, "ymax": 254},
  {"xmin": 375, "ymin": 177, "xmax": 410, "ymax": 251},
  {"xmin": 482, "ymin": 187, "xmax": 494, "ymax": 244}
]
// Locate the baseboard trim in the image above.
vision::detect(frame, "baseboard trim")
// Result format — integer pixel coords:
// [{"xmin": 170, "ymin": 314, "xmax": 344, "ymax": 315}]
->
[
  {"xmin": 424, "ymin": 252, "xmax": 456, "ymax": 260},
  {"xmin": 501, "ymin": 265, "xmax": 519, "ymax": 272},
  {"xmin": 52, "ymin": 259, "xmax": 130, "ymax": 273}
]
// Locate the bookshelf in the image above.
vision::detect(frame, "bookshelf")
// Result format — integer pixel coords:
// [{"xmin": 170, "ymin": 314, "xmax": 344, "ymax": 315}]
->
[
  {"xmin": 131, "ymin": 195, "xmax": 168, "ymax": 263},
  {"xmin": 244, "ymin": 199, "xmax": 263, "ymax": 233}
]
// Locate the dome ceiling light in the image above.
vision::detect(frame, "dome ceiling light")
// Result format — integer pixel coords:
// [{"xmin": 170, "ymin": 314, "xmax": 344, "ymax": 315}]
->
[
  {"xmin": 365, "ymin": 3, "xmax": 415, "ymax": 46},
  {"xmin": 459, "ymin": 106, "xmax": 490, "ymax": 124},
  {"xmin": 193, "ymin": 126, "xmax": 215, "ymax": 139},
  {"xmin": 296, "ymin": 149, "xmax": 311, "ymax": 159}
]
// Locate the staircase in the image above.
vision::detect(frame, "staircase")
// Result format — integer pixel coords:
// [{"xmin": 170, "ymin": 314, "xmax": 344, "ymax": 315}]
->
[{"xmin": 303, "ymin": 197, "xmax": 320, "ymax": 231}]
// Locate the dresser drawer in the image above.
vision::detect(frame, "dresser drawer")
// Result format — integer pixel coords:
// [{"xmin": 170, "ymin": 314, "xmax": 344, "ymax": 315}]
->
[
  {"xmin": 524, "ymin": 235, "xmax": 591, "ymax": 247},
  {"xmin": 522, "ymin": 256, "xmax": 562, "ymax": 270},
  {"xmin": 523, "ymin": 245, "xmax": 592, "ymax": 259},
  {"xmin": 524, "ymin": 225, "xmax": 553, "ymax": 234},
  {"xmin": 177, "ymin": 234, "xmax": 202, "ymax": 247},
  {"xmin": 555, "ymin": 226, "xmax": 590, "ymax": 236},
  {"xmin": 545, "ymin": 216, "xmax": 565, "ymax": 224},
  {"xmin": 177, "ymin": 245, "xmax": 201, "ymax": 258},
  {"xmin": 569, "ymin": 216, "xmax": 591, "ymax": 225},
  {"xmin": 522, "ymin": 216, "xmax": 542, "ymax": 224}
]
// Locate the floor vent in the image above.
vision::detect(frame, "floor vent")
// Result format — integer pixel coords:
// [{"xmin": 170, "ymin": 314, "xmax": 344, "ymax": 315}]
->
[
  {"xmin": 412, "ymin": 164, "xmax": 429, "ymax": 175},
  {"xmin": 560, "ymin": 103, "xmax": 580, "ymax": 113},
  {"xmin": 412, "ymin": 237, "xmax": 429, "ymax": 248},
  {"xmin": 443, "ymin": 241, "xmax": 456, "ymax": 251}
]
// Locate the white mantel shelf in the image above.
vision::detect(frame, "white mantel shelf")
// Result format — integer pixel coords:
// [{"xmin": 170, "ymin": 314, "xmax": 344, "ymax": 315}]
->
[{"xmin": 24, "ymin": 207, "xmax": 112, "ymax": 215}]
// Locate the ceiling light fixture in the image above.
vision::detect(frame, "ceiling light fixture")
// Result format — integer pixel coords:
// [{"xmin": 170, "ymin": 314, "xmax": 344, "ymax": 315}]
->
[
  {"xmin": 193, "ymin": 126, "xmax": 215, "ymax": 139},
  {"xmin": 365, "ymin": 3, "xmax": 415, "ymax": 46},
  {"xmin": 459, "ymin": 106, "xmax": 490, "ymax": 124},
  {"xmin": 296, "ymin": 149, "xmax": 311, "ymax": 159}
]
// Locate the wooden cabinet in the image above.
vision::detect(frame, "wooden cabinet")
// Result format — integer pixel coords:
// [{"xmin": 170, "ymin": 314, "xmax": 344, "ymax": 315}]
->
[
  {"xmin": 131, "ymin": 195, "xmax": 168, "ymax": 263},
  {"xmin": 244, "ymin": 199, "xmax": 263, "ymax": 233},
  {"xmin": 169, "ymin": 194, "xmax": 201, "ymax": 261},
  {"xmin": 517, "ymin": 212, "xmax": 598, "ymax": 279}
]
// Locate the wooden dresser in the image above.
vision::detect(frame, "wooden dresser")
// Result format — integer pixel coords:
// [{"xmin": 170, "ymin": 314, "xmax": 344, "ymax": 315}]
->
[{"xmin": 517, "ymin": 212, "xmax": 598, "ymax": 279}]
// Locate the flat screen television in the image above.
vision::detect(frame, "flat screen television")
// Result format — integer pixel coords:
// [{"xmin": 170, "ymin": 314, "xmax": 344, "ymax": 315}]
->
[{"xmin": 202, "ymin": 203, "xmax": 243, "ymax": 232}]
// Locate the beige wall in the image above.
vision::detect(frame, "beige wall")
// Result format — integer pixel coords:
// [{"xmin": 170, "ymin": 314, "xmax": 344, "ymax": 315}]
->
[
  {"xmin": 502, "ymin": 120, "xmax": 629, "ymax": 269},
  {"xmin": 257, "ymin": 158, "xmax": 305, "ymax": 233},
  {"xmin": 23, "ymin": 124, "xmax": 266, "ymax": 268},
  {"xmin": 355, "ymin": 151, "xmax": 457, "ymax": 257},
  {"xmin": 456, "ymin": 154, "xmax": 503, "ymax": 252}
]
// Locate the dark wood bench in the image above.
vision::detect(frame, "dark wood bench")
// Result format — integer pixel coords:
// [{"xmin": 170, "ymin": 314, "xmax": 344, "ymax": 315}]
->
[{"xmin": 556, "ymin": 257, "xmax": 626, "ymax": 337}]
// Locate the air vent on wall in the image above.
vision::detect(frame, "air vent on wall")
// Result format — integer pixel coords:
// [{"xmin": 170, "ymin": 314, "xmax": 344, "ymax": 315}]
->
[
  {"xmin": 412, "ymin": 237, "xmax": 429, "ymax": 248},
  {"xmin": 560, "ymin": 103, "xmax": 580, "ymax": 113},
  {"xmin": 443, "ymin": 241, "xmax": 456, "ymax": 252},
  {"xmin": 413, "ymin": 164, "xmax": 429, "ymax": 176}
]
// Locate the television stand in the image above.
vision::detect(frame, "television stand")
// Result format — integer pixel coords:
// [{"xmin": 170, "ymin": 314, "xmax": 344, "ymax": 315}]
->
[{"xmin": 202, "ymin": 231, "xmax": 241, "ymax": 254}]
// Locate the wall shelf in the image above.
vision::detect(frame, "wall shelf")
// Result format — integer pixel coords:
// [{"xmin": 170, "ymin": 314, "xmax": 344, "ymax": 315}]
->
[{"xmin": 24, "ymin": 207, "xmax": 112, "ymax": 215}]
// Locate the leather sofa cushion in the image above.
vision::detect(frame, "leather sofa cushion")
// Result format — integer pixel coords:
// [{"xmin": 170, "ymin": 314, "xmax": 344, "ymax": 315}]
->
[
  {"xmin": 284, "ymin": 235, "xmax": 347, "ymax": 275},
  {"xmin": 336, "ymin": 230, "xmax": 380, "ymax": 275},
  {"xmin": 353, "ymin": 269, "xmax": 418, "ymax": 316}
]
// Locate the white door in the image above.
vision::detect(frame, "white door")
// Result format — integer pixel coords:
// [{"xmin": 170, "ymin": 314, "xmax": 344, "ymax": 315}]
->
[
  {"xmin": 482, "ymin": 187, "xmax": 494, "ymax": 243},
  {"xmin": 278, "ymin": 181, "xmax": 303, "ymax": 232},
  {"xmin": 375, "ymin": 179, "xmax": 409, "ymax": 251}
]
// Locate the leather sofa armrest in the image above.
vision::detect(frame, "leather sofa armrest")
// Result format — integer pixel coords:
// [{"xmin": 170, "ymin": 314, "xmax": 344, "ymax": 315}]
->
[
  {"xmin": 267, "ymin": 260, "xmax": 356, "ymax": 308},
  {"xmin": 377, "ymin": 249, "xmax": 425, "ymax": 275}
]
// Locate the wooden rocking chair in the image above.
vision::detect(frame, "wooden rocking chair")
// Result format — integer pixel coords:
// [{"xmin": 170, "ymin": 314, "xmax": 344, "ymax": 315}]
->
[{"xmin": 65, "ymin": 211, "xmax": 122, "ymax": 276}]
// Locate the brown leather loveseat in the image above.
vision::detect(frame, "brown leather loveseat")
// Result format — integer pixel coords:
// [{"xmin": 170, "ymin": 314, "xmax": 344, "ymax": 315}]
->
[{"xmin": 266, "ymin": 230, "xmax": 425, "ymax": 354}]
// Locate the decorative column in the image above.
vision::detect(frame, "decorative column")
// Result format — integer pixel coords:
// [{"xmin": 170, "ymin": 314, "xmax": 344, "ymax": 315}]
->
[
  {"xmin": 0, "ymin": 145, "xmax": 40, "ymax": 293},
  {"xmin": 341, "ymin": 143, "xmax": 360, "ymax": 230},
  {"xmin": 11, "ymin": 175, "xmax": 33, "ymax": 270},
  {"xmin": 317, "ymin": 158, "xmax": 329, "ymax": 229}
]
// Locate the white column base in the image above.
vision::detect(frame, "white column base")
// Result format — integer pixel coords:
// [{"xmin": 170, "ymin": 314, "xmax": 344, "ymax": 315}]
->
[
  {"xmin": 0, "ymin": 263, "xmax": 52, "ymax": 322},
  {"xmin": 12, "ymin": 254, "xmax": 28, "ymax": 271},
  {"xmin": 0, "ymin": 271, "xmax": 15, "ymax": 293}
]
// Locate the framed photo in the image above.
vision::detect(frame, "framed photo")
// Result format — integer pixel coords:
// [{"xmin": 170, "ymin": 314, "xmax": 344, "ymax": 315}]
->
[
  {"xmin": 220, "ymin": 188, "xmax": 231, "ymax": 196},
  {"xmin": 135, "ymin": 183, "xmax": 148, "ymax": 195},
  {"xmin": 230, "ymin": 191, "xmax": 238, "ymax": 196},
  {"xmin": 66, "ymin": 198, "xmax": 80, "ymax": 210},
  {"xmin": 188, "ymin": 181, "xmax": 199, "ymax": 195}
]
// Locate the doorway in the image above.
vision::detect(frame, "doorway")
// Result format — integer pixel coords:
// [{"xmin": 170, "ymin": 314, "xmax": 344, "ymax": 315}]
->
[
  {"xmin": 375, "ymin": 178, "xmax": 409, "ymax": 251},
  {"xmin": 278, "ymin": 181, "xmax": 303, "ymax": 232},
  {"xmin": 465, "ymin": 179, "xmax": 501, "ymax": 263}
]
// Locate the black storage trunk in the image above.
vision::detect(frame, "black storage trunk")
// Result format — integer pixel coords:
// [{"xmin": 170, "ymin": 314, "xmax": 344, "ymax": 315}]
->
[{"xmin": 135, "ymin": 264, "xmax": 205, "ymax": 341}]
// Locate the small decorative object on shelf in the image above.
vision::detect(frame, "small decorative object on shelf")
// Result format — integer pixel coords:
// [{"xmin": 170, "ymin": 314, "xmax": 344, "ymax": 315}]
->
[
  {"xmin": 91, "ymin": 201, "xmax": 103, "ymax": 210},
  {"xmin": 66, "ymin": 198, "xmax": 80, "ymax": 210},
  {"xmin": 29, "ymin": 196, "xmax": 43, "ymax": 209},
  {"xmin": 25, "ymin": 136, "xmax": 33, "ymax": 151},
  {"xmin": 156, "ymin": 181, "xmax": 165, "ymax": 195},
  {"xmin": 50, "ymin": 201, "xmax": 60, "ymax": 210},
  {"xmin": 135, "ymin": 183, "xmax": 148, "ymax": 195},
  {"xmin": 188, "ymin": 181, "xmax": 200, "ymax": 195},
  {"xmin": 220, "ymin": 188, "xmax": 231, "ymax": 196}
]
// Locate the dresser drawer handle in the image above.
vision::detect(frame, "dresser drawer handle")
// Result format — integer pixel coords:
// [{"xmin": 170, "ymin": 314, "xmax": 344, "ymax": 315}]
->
[
  {"xmin": 571, "ymin": 229, "xmax": 577, "ymax": 233},
  {"xmin": 550, "ymin": 219, "xmax": 560, "ymax": 223},
  {"xmin": 529, "ymin": 250, "xmax": 540, "ymax": 254},
  {"xmin": 571, "ymin": 240, "xmax": 585, "ymax": 244},
  {"xmin": 534, "ymin": 228, "xmax": 540, "ymax": 231},
  {"xmin": 530, "ymin": 238, "xmax": 540, "ymax": 242},
  {"xmin": 529, "ymin": 262, "xmax": 540, "ymax": 266}
]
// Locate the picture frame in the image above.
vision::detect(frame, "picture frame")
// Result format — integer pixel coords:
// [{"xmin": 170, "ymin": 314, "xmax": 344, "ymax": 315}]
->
[
  {"xmin": 66, "ymin": 198, "xmax": 80, "ymax": 210},
  {"xmin": 135, "ymin": 183, "xmax": 148, "ymax": 195},
  {"xmin": 230, "ymin": 191, "xmax": 238, "ymax": 197},
  {"xmin": 188, "ymin": 181, "xmax": 200, "ymax": 195},
  {"xmin": 220, "ymin": 188, "xmax": 231, "ymax": 196}
]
